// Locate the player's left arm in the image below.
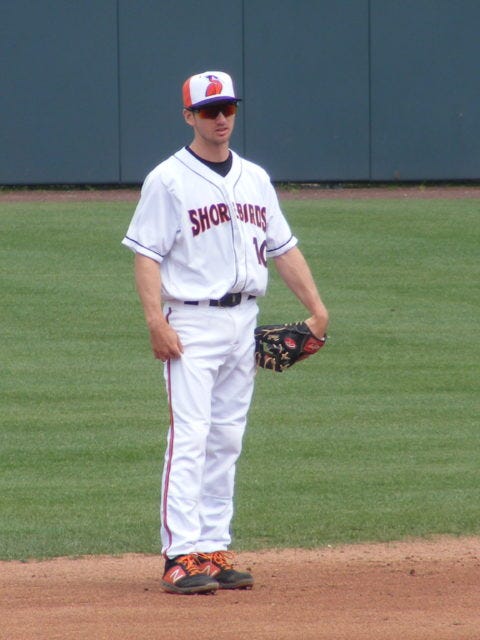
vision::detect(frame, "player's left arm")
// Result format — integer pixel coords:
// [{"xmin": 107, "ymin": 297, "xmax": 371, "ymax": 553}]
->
[{"xmin": 273, "ymin": 246, "xmax": 329, "ymax": 338}]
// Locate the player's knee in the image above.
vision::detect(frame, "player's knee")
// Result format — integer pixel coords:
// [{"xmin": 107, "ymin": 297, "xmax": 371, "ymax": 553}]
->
[{"xmin": 209, "ymin": 423, "xmax": 244, "ymax": 457}]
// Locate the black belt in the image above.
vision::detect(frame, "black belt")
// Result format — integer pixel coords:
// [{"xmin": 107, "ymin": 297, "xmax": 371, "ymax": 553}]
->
[{"xmin": 184, "ymin": 293, "xmax": 255, "ymax": 308}]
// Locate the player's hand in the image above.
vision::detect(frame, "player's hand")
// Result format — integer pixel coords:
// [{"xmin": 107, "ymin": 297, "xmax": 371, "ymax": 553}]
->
[
  {"xmin": 148, "ymin": 321, "xmax": 184, "ymax": 361},
  {"xmin": 305, "ymin": 312, "xmax": 328, "ymax": 340}
]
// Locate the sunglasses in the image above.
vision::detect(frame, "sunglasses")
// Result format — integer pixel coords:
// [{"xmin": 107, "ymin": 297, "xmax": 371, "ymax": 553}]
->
[{"xmin": 190, "ymin": 102, "xmax": 238, "ymax": 120}]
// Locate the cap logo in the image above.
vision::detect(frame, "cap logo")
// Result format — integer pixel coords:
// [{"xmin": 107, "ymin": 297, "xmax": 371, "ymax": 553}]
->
[{"xmin": 205, "ymin": 75, "xmax": 223, "ymax": 97}]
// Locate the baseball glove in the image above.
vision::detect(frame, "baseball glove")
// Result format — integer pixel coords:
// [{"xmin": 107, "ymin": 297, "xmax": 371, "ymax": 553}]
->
[{"xmin": 254, "ymin": 322, "xmax": 327, "ymax": 372}]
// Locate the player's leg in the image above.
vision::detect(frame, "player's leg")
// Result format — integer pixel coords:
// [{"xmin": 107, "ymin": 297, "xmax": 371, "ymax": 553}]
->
[
  {"xmin": 160, "ymin": 353, "xmax": 213, "ymax": 558},
  {"xmin": 195, "ymin": 301, "xmax": 257, "ymax": 589},
  {"xmin": 197, "ymin": 301, "xmax": 258, "ymax": 551},
  {"xmin": 160, "ymin": 303, "xmax": 237, "ymax": 558},
  {"xmin": 160, "ymin": 337, "xmax": 224, "ymax": 594}
]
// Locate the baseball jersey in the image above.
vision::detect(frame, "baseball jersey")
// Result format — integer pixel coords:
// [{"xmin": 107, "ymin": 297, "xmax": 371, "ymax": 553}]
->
[{"xmin": 122, "ymin": 147, "xmax": 297, "ymax": 302}]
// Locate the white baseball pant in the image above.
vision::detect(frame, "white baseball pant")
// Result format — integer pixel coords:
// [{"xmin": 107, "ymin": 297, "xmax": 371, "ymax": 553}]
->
[{"xmin": 160, "ymin": 297, "xmax": 258, "ymax": 558}]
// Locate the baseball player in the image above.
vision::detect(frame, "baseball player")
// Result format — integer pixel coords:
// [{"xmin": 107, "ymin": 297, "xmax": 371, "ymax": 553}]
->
[{"xmin": 122, "ymin": 70, "xmax": 329, "ymax": 595}]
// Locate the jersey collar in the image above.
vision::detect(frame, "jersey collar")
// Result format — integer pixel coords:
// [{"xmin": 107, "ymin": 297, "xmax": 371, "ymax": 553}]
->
[{"xmin": 174, "ymin": 147, "xmax": 242, "ymax": 187}]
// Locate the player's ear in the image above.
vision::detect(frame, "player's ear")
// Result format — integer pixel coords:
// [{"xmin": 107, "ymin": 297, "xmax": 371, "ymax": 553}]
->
[{"xmin": 183, "ymin": 108, "xmax": 195, "ymax": 127}]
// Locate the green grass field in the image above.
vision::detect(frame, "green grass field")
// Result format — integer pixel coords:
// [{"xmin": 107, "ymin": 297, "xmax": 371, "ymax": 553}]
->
[{"xmin": 1, "ymin": 196, "xmax": 479, "ymax": 560}]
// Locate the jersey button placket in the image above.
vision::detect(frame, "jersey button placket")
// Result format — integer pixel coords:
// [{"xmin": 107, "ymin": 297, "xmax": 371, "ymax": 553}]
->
[{"xmin": 224, "ymin": 186, "xmax": 248, "ymax": 293}]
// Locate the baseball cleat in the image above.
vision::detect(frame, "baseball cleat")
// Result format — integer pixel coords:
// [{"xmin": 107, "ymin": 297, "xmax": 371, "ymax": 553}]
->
[
  {"xmin": 161, "ymin": 553, "xmax": 219, "ymax": 595},
  {"xmin": 197, "ymin": 551, "xmax": 254, "ymax": 590}
]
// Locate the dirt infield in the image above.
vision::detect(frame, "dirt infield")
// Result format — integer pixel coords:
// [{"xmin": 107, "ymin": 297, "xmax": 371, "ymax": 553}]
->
[{"xmin": 2, "ymin": 537, "xmax": 479, "ymax": 640}]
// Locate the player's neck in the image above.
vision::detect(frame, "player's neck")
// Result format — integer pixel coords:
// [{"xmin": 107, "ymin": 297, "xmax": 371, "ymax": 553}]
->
[{"xmin": 189, "ymin": 140, "xmax": 230, "ymax": 163}]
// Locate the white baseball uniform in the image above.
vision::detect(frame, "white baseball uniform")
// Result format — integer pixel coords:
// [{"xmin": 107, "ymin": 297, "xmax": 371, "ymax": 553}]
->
[{"xmin": 122, "ymin": 146, "xmax": 297, "ymax": 557}]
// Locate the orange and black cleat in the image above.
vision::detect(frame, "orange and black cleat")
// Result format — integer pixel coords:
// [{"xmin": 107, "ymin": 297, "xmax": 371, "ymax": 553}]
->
[
  {"xmin": 197, "ymin": 551, "xmax": 254, "ymax": 590},
  {"xmin": 161, "ymin": 553, "xmax": 218, "ymax": 595}
]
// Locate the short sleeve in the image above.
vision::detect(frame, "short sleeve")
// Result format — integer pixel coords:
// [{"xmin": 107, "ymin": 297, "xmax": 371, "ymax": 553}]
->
[{"xmin": 121, "ymin": 169, "xmax": 180, "ymax": 263}]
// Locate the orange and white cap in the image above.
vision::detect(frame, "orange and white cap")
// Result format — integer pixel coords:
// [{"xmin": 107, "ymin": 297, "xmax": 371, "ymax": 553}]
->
[{"xmin": 182, "ymin": 71, "xmax": 240, "ymax": 109}]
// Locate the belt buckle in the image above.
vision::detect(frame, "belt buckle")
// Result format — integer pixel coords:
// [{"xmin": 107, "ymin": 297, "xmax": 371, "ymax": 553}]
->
[{"xmin": 219, "ymin": 292, "xmax": 241, "ymax": 307}]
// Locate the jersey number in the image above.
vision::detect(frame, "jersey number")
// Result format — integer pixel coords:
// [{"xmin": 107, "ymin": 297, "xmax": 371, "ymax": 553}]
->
[{"xmin": 253, "ymin": 238, "xmax": 267, "ymax": 267}]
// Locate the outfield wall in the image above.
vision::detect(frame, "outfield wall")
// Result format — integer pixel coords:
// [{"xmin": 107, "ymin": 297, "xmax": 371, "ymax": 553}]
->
[{"xmin": 1, "ymin": 1, "xmax": 479, "ymax": 185}]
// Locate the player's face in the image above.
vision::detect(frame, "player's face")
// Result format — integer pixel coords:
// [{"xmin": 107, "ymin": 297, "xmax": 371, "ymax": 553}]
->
[{"xmin": 184, "ymin": 104, "xmax": 236, "ymax": 148}]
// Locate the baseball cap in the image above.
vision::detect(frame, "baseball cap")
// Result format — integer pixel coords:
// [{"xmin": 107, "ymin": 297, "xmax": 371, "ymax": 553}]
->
[{"xmin": 182, "ymin": 71, "xmax": 241, "ymax": 109}]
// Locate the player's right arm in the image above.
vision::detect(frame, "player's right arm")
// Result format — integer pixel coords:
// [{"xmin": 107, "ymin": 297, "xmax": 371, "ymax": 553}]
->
[{"xmin": 134, "ymin": 254, "xmax": 183, "ymax": 361}]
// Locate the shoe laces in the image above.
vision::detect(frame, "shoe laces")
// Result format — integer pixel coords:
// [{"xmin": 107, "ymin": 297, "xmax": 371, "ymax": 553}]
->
[
  {"xmin": 208, "ymin": 550, "xmax": 234, "ymax": 570},
  {"xmin": 176, "ymin": 553, "xmax": 201, "ymax": 575}
]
